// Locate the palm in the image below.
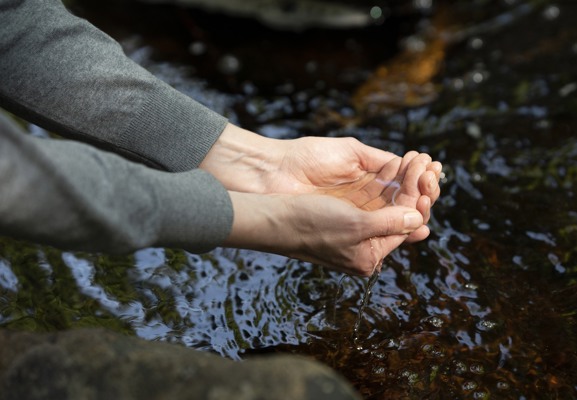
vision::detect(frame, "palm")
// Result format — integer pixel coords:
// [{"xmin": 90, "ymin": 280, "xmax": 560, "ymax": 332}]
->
[
  {"xmin": 272, "ymin": 139, "xmax": 439, "ymax": 213},
  {"xmin": 264, "ymin": 136, "xmax": 399, "ymax": 194},
  {"xmin": 274, "ymin": 145, "xmax": 441, "ymax": 244}
]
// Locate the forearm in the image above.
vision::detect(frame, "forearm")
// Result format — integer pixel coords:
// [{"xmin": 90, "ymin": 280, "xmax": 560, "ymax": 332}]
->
[
  {"xmin": 0, "ymin": 0, "xmax": 227, "ymax": 172},
  {"xmin": 0, "ymin": 114, "xmax": 232, "ymax": 254}
]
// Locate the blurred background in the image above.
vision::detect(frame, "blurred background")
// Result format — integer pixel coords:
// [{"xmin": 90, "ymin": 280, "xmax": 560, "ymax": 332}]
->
[{"xmin": 1, "ymin": 0, "xmax": 577, "ymax": 398}]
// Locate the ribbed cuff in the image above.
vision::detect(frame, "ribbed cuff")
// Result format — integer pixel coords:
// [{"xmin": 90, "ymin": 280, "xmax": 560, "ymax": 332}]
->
[
  {"xmin": 123, "ymin": 81, "xmax": 229, "ymax": 172},
  {"xmin": 150, "ymin": 169, "xmax": 233, "ymax": 253}
]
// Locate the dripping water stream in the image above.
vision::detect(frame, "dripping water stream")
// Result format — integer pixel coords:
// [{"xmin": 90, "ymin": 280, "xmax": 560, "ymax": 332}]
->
[{"xmin": 352, "ymin": 264, "xmax": 382, "ymax": 349}]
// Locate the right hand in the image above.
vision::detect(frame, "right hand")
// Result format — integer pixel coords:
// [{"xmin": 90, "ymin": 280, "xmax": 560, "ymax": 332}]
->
[{"xmin": 224, "ymin": 191, "xmax": 424, "ymax": 277}]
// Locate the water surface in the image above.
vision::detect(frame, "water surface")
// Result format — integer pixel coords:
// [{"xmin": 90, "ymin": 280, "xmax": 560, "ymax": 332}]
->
[{"xmin": 1, "ymin": 1, "xmax": 576, "ymax": 398}]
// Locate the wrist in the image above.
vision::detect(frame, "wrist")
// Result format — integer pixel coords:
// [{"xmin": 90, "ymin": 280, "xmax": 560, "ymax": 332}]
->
[
  {"xmin": 199, "ymin": 123, "xmax": 285, "ymax": 192},
  {"xmin": 223, "ymin": 191, "xmax": 292, "ymax": 253}
]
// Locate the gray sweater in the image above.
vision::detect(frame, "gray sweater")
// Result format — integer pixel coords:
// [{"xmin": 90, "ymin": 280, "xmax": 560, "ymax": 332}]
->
[{"xmin": 0, "ymin": 0, "xmax": 234, "ymax": 253}]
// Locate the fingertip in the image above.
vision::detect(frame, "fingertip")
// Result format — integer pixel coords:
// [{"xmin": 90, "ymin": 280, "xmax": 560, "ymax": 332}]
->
[
  {"xmin": 406, "ymin": 225, "xmax": 431, "ymax": 243},
  {"xmin": 430, "ymin": 161, "xmax": 443, "ymax": 178},
  {"xmin": 403, "ymin": 210, "xmax": 423, "ymax": 232}
]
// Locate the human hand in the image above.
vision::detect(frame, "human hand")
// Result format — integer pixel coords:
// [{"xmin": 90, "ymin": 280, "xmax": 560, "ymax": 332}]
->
[
  {"xmin": 224, "ymin": 191, "xmax": 425, "ymax": 276},
  {"xmin": 200, "ymin": 123, "xmax": 400, "ymax": 194},
  {"xmin": 315, "ymin": 151, "xmax": 442, "ymax": 243},
  {"xmin": 201, "ymin": 123, "xmax": 441, "ymax": 253},
  {"xmin": 200, "ymin": 123, "xmax": 440, "ymax": 203}
]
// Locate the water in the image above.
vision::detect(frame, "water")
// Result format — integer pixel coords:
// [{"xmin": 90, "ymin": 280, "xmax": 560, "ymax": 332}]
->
[
  {"xmin": 352, "ymin": 266, "xmax": 381, "ymax": 349},
  {"xmin": 1, "ymin": 0, "xmax": 577, "ymax": 398}
]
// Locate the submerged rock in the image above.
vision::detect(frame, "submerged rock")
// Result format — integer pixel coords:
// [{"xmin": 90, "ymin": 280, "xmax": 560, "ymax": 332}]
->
[{"xmin": 136, "ymin": 0, "xmax": 372, "ymax": 31}]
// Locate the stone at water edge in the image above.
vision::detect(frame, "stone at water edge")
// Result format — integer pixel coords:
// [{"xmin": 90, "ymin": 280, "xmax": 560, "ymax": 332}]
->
[{"xmin": 136, "ymin": 0, "xmax": 372, "ymax": 31}]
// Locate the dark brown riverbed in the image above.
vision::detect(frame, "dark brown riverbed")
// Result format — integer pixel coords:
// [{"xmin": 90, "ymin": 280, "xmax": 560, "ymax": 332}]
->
[{"xmin": 1, "ymin": 1, "xmax": 576, "ymax": 398}]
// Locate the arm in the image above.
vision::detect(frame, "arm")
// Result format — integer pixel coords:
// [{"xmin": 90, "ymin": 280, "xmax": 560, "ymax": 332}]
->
[
  {"xmin": 0, "ymin": 113, "xmax": 232, "ymax": 254},
  {"xmin": 0, "ymin": 0, "xmax": 227, "ymax": 172},
  {"xmin": 0, "ymin": 113, "xmax": 423, "ymax": 275},
  {"xmin": 0, "ymin": 0, "xmax": 441, "ymax": 223}
]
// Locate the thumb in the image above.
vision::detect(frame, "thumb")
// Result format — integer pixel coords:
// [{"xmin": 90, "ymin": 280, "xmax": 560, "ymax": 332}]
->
[
  {"xmin": 357, "ymin": 143, "xmax": 398, "ymax": 172},
  {"xmin": 367, "ymin": 206, "xmax": 424, "ymax": 237}
]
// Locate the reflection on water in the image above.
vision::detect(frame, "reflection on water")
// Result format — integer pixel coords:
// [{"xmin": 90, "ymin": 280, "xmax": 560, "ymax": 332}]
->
[{"xmin": 2, "ymin": 0, "xmax": 577, "ymax": 398}]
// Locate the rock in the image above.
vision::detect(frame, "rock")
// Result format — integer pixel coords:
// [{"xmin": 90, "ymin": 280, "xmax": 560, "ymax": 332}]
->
[
  {"xmin": 136, "ymin": 0, "xmax": 371, "ymax": 31},
  {"xmin": 0, "ymin": 328, "xmax": 361, "ymax": 400}
]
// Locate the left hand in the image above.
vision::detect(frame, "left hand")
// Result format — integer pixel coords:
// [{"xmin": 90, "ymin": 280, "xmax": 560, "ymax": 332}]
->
[{"xmin": 200, "ymin": 123, "xmax": 441, "ymax": 199}]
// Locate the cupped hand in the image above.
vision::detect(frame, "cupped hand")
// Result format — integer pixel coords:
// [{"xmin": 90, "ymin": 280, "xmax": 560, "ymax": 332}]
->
[
  {"xmin": 224, "ymin": 191, "xmax": 425, "ymax": 276},
  {"xmin": 200, "ymin": 124, "xmax": 397, "ymax": 194},
  {"xmin": 201, "ymin": 124, "xmax": 441, "ymax": 205},
  {"xmin": 315, "ymin": 150, "xmax": 442, "ymax": 242},
  {"xmin": 202, "ymin": 124, "xmax": 442, "ymax": 258}
]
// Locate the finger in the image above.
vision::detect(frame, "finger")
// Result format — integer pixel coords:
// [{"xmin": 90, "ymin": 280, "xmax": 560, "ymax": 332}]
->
[
  {"xmin": 337, "ymin": 157, "xmax": 400, "ymax": 209},
  {"xmin": 405, "ymin": 225, "xmax": 431, "ymax": 243},
  {"xmin": 365, "ymin": 206, "xmax": 424, "ymax": 237},
  {"xmin": 427, "ymin": 161, "xmax": 443, "ymax": 180},
  {"xmin": 355, "ymin": 157, "xmax": 403, "ymax": 209},
  {"xmin": 394, "ymin": 153, "xmax": 432, "ymax": 208},
  {"xmin": 416, "ymin": 195, "xmax": 431, "ymax": 224},
  {"xmin": 358, "ymin": 152, "xmax": 427, "ymax": 210},
  {"xmin": 418, "ymin": 170, "xmax": 440, "ymax": 205},
  {"xmin": 394, "ymin": 151, "xmax": 420, "ymax": 184},
  {"xmin": 354, "ymin": 140, "xmax": 399, "ymax": 172}
]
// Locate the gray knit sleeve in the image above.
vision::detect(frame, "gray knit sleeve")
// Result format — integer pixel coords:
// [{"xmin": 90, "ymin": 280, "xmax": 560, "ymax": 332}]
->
[
  {"xmin": 0, "ymin": 0, "xmax": 228, "ymax": 172},
  {"xmin": 0, "ymin": 113, "xmax": 233, "ymax": 254}
]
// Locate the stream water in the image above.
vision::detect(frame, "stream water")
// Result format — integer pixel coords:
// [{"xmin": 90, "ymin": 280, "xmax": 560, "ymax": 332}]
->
[{"xmin": 1, "ymin": 0, "xmax": 577, "ymax": 398}]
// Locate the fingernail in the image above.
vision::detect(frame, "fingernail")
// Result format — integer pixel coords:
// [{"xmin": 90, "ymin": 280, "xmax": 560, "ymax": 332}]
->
[{"xmin": 404, "ymin": 212, "xmax": 422, "ymax": 231}]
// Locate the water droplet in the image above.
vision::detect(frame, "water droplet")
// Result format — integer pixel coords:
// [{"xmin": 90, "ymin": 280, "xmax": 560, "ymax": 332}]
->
[
  {"xmin": 454, "ymin": 361, "xmax": 467, "ymax": 375},
  {"xmin": 463, "ymin": 381, "xmax": 478, "ymax": 391},
  {"xmin": 372, "ymin": 366, "xmax": 386, "ymax": 374},
  {"xmin": 370, "ymin": 6, "xmax": 383, "ymax": 19},
  {"xmin": 477, "ymin": 319, "xmax": 497, "ymax": 331},
  {"xmin": 400, "ymin": 369, "xmax": 420, "ymax": 384},
  {"xmin": 470, "ymin": 363, "xmax": 485, "ymax": 375},
  {"xmin": 469, "ymin": 37, "xmax": 484, "ymax": 50},
  {"xmin": 559, "ymin": 82, "xmax": 577, "ymax": 97},
  {"xmin": 305, "ymin": 61, "xmax": 318, "ymax": 74},
  {"xmin": 473, "ymin": 390, "xmax": 489, "ymax": 399},
  {"xmin": 403, "ymin": 36, "xmax": 426, "ymax": 52},
  {"xmin": 217, "ymin": 54, "xmax": 241, "ymax": 75},
  {"xmin": 422, "ymin": 343, "xmax": 446, "ymax": 358},
  {"xmin": 476, "ymin": 221, "xmax": 490, "ymax": 230},
  {"xmin": 413, "ymin": 0, "xmax": 433, "ymax": 10},
  {"xmin": 466, "ymin": 122, "xmax": 482, "ymax": 139},
  {"xmin": 188, "ymin": 41, "xmax": 206, "ymax": 56},
  {"xmin": 426, "ymin": 316, "xmax": 444, "ymax": 328},
  {"xmin": 543, "ymin": 5, "xmax": 560, "ymax": 20},
  {"xmin": 242, "ymin": 82, "xmax": 257, "ymax": 96},
  {"xmin": 472, "ymin": 71, "xmax": 484, "ymax": 84},
  {"xmin": 451, "ymin": 78, "xmax": 464, "ymax": 91}
]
